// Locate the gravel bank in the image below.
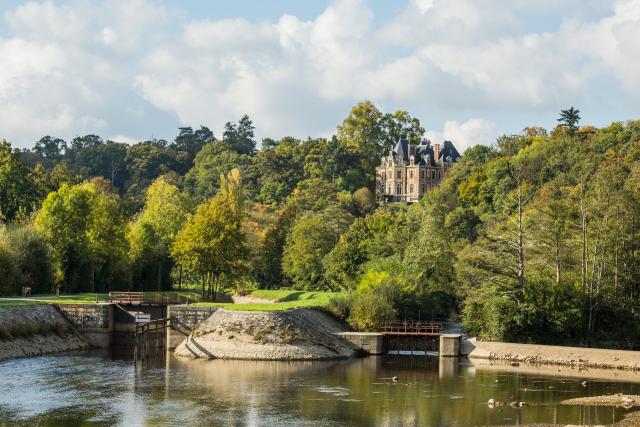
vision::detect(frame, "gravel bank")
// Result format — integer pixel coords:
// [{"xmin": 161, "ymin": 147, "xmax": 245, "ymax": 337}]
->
[
  {"xmin": 562, "ymin": 394, "xmax": 640, "ymax": 406},
  {"xmin": 0, "ymin": 305, "xmax": 88, "ymax": 361},
  {"xmin": 174, "ymin": 308, "xmax": 357, "ymax": 360},
  {"xmin": 467, "ymin": 338, "xmax": 640, "ymax": 371}
]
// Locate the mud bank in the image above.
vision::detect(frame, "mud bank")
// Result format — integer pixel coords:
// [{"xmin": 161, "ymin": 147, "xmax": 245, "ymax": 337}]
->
[
  {"xmin": 466, "ymin": 338, "xmax": 640, "ymax": 371},
  {"xmin": 0, "ymin": 305, "xmax": 88, "ymax": 361},
  {"xmin": 175, "ymin": 308, "xmax": 356, "ymax": 360}
]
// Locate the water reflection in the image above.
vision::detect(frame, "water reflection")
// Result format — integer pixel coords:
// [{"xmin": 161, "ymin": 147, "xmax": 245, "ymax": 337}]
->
[{"xmin": 0, "ymin": 351, "xmax": 639, "ymax": 426}]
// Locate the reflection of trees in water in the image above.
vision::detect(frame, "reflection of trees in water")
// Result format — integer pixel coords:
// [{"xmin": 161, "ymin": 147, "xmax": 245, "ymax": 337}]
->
[
  {"xmin": 132, "ymin": 355, "xmax": 639, "ymax": 426},
  {"xmin": 9, "ymin": 354, "xmax": 640, "ymax": 426},
  {"xmin": 157, "ymin": 356, "xmax": 475, "ymax": 425}
]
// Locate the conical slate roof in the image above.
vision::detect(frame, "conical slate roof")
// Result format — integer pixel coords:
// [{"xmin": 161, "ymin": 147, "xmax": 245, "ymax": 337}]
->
[
  {"xmin": 439, "ymin": 140, "xmax": 461, "ymax": 162},
  {"xmin": 387, "ymin": 137, "xmax": 460, "ymax": 166},
  {"xmin": 393, "ymin": 138, "xmax": 409, "ymax": 162}
]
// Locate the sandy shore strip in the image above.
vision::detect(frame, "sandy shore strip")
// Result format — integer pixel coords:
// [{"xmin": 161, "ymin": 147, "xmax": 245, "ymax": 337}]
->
[
  {"xmin": 466, "ymin": 338, "xmax": 640, "ymax": 371},
  {"xmin": 470, "ymin": 359, "xmax": 640, "ymax": 383},
  {"xmin": 562, "ymin": 394, "xmax": 640, "ymax": 406}
]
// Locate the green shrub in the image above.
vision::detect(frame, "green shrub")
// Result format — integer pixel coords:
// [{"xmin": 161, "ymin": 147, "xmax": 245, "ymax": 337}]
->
[
  {"xmin": 51, "ymin": 320, "xmax": 68, "ymax": 337},
  {"xmin": 327, "ymin": 293, "xmax": 353, "ymax": 320},
  {"xmin": 4, "ymin": 225, "xmax": 55, "ymax": 294},
  {"xmin": 11, "ymin": 321, "xmax": 40, "ymax": 338},
  {"xmin": 0, "ymin": 325, "xmax": 13, "ymax": 341},
  {"xmin": 0, "ymin": 243, "xmax": 16, "ymax": 296},
  {"xmin": 348, "ymin": 292, "xmax": 396, "ymax": 331}
]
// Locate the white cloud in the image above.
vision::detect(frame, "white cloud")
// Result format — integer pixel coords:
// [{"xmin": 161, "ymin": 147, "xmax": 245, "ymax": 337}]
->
[
  {"xmin": 0, "ymin": 0, "xmax": 172, "ymax": 145},
  {"xmin": 570, "ymin": 0, "xmax": 640, "ymax": 95},
  {"xmin": 427, "ymin": 118, "xmax": 497, "ymax": 152},
  {"xmin": 0, "ymin": 0, "xmax": 639, "ymax": 148},
  {"xmin": 411, "ymin": 0, "xmax": 435, "ymax": 14}
]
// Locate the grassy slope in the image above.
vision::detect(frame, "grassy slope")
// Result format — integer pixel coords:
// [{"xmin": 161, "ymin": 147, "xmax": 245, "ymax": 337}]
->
[
  {"xmin": 192, "ymin": 290, "xmax": 339, "ymax": 311},
  {"xmin": 0, "ymin": 289, "xmax": 338, "ymax": 311},
  {"xmin": 0, "ymin": 291, "xmax": 202, "ymax": 307}
]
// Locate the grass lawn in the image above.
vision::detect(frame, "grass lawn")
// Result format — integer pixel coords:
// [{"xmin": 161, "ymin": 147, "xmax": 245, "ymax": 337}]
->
[
  {"xmin": 0, "ymin": 289, "xmax": 339, "ymax": 311},
  {"xmin": 0, "ymin": 290, "xmax": 202, "ymax": 307},
  {"xmin": 0, "ymin": 300, "xmax": 48, "ymax": 307},
  {"xmin": 191, "ymin": 289, "xmax": 340, "ymax": 311}
]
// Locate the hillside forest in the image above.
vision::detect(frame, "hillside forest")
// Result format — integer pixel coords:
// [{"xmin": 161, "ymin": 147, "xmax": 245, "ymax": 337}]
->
[{"xmin": 1, "ymin": 101, "xmax": 639, "ymax": 347}]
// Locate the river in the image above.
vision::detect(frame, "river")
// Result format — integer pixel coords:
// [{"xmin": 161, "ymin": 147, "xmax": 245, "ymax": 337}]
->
[{"xmin": 1, "ymin": 351, "xmax": 640, "ymax": 426}]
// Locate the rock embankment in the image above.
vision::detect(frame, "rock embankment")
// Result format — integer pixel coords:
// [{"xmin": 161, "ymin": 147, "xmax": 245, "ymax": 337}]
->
[
  {"xmin": 466, "ymin": 338, "xmax": 640, "ymax": 371},
  {"xmin": 0, "ymin": 305, "xmax": 88, "ymax": 361},
  {"xmin": 562, "ymin": 394, "xmax": 640, "ymax": 407},
  {"xmin": 174, "ymin": 308, "xmax": 357, "ymax": 360}
]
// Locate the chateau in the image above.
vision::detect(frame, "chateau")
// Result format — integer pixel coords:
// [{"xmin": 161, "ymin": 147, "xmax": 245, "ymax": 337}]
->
[{"xmin": 376, "ymin": 137, "xmax": 461, "ymax": 202}]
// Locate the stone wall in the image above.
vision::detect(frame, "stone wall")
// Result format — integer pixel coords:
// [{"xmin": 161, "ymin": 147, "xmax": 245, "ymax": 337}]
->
[
  {"xmin": 0, "ymin": 305, "xmax": 89, "ymax": 361},
  {"xmin": 336, "ymin": 332, "xmax": 384, "ymax": 355},
  {"xmin": 439, "ymin": 334, "xmax": 461, "ymax": 357},
  {"xmin": 55, "ymin": 303, "xmax": 113, "ymax": 347},
  {"xmin": 174, "ymin": 308, "xmax": 357, "ymax": 360},
  {"xmin": 167, "ymin": 305, "xmax": 219, "ymax": 349}
]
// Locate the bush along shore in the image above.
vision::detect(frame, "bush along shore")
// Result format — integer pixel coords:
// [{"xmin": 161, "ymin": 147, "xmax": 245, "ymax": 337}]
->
[{"xmin": 0, "ymin": 305, "xmax": 88, "ymax": 361}]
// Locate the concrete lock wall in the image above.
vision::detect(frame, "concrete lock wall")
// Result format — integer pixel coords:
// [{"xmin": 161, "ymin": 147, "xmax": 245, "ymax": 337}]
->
[
  {"xmin": 439, "ymin": 334, "xmax": 461, "ymax": 357},
  {"xmin": 167, "ymin": 306, "xmax": 220, "ymax": 350},
  {"xmin": 56, "ymin": 304, "xmax": 113, "ymax": 348},
  {"xmin": 336, "ymin": 332, "xmax": 385, "ymax": 355},
  {"xmin": 112, "ymin": 305, "xmax": 167, "ymax": 347}
]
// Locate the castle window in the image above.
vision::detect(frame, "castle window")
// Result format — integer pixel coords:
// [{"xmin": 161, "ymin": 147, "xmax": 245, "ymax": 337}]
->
[
  {"xmin": 420, "ymin": 170, "xmax": 425, "ymax": 179},
  {"xmin": 396, "ymin": 170, "xmax": 401, "ymax": 179},
  {"xmin": 388, "ymin": 186, "xmax": 391, "ymax": 194},
  {"xmin": 409, "ymin": 184, "xmax": 414, "ymax": 193},
  {"xmin": 396, "ymin": 184, "xmax": 402, "ymax": 195},
  {"xmin": 431, "ymin": 170, "xmax": 435, "ymax": 179},
  {"xmin": 409, "ymin": 170, "xmax": 414, "ymax": 178},
  {"xmin": 420, "ymin": 184, "xmax": 425, "ymax": 193}
]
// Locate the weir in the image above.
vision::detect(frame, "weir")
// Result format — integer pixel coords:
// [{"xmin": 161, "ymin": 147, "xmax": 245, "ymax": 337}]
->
[
  {"xmin": 55, "ymin": 304, "xmax": 463, "ymax": 358},
  {"xmin": 337, "ymin": 321, "xmax": 463, "ymax": 357}
]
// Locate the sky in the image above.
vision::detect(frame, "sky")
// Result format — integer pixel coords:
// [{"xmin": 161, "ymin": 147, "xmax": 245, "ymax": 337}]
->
[{"xmin": 1, "ymin": 0, "xmax": 639, "ymax": 151}]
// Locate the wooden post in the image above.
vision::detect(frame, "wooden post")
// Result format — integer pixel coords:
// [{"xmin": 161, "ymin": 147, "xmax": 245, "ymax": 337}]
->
[{"xmin": 134, "ymin": 327, "xmax": 138, "ymax": 365}]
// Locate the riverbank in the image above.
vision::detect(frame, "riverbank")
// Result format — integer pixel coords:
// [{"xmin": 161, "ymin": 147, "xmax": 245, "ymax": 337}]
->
[
  {"xmin": 175, "ymin": 308, "xmax": 356, "ymax": 360},
  {"xmin": 466, "ymin": 338, "xmax": 640, "ymax": 371},
  {"xmin": 562, "ymin": 394, "xmax": 640, "ymax": 406},
  {"xmin": 0, "ymin": 305, "xmax": 88, "ymax": 361}
]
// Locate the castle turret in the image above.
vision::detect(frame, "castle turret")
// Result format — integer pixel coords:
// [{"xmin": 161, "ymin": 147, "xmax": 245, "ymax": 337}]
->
[{"xmin": 375, "ymin": 137, "xmax": 460, "ymax": 203}]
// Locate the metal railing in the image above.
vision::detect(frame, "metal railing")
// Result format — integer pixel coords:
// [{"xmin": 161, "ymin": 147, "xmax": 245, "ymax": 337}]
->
[
  {"xmin": 108, "ymin": 292, "xmax": 201, "ymax": 305},
  {"xmin": 382, "ymin": 321, "xmax": 443, "ymax": 336},
  {"xmin": 109, "ymin": 292, "xmax": 144, "ymax": 304},
  {"xmin": 134, "ymin": 317, "xmax": 170, "ymax": 363}
]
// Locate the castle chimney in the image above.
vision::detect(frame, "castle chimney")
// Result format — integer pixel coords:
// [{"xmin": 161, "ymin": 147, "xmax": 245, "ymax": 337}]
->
[{"xmin": 434, "ymin": 143, "xmax": 440, "ymax": 160}]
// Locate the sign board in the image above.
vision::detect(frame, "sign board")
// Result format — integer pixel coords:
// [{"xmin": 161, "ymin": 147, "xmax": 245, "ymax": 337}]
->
[{"xmin": 135, "ymin": 313, "xmax": 151, "ymax": 323}]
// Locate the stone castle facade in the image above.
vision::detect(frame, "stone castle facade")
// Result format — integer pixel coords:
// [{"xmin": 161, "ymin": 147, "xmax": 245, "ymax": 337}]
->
[{"xmin": 376, "ymin": 138, "xmax": 461, "ymax": 202}]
